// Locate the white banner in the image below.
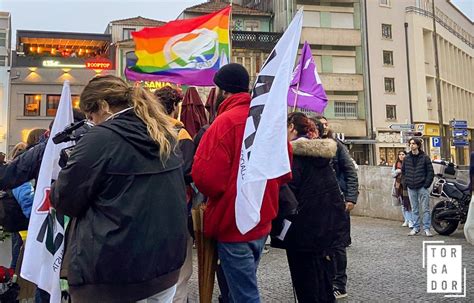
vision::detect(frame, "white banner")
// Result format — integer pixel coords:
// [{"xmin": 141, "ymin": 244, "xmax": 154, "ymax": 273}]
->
[
  {"xmin": 235, "ymin": 9, "xmax": 303, "ymax": 235},
  {"xmin": 21, "ymin": 81, "xmax": 74, "ymax": 303}
]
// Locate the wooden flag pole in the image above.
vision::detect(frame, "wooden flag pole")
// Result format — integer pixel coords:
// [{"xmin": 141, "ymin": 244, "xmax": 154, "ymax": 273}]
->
[
  {"xmin": 229, "ymin": 1, "xmax": 233, "ymax": 62},
  {"xmin": 292, "ymin": 82, "xmax": 300, "ymax": 112}
]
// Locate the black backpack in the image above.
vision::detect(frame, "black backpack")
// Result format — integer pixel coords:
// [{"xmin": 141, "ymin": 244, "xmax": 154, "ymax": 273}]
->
[{"xmin": 0, "ymin": 190, "xmax": 29, "ymax": 232}]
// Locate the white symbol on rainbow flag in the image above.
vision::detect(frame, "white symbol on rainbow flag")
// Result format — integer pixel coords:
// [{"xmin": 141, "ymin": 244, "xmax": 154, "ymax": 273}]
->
[{"xmin": 423, "ymin": 241, "xmax": 467, "ymax": 297}]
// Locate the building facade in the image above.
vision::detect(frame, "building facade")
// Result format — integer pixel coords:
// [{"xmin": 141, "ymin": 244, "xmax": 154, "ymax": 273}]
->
[
  {"xmin": 105, "ymin": 16, "xmax": 166, "ymax": 80},
  {"xmin": 270, "ymin": 0, "xmax": 371, "ymax": 164},
  {"xmin": 8, "ymin": 30, "xmax": 114, "ymax": 150},
  {"xmin": 365, "ymin": 0, "xmax": 473, "ymax": 165},
  {"xmin": 0, "ymin": 12, "xmax": 11, "ymax": 154}
]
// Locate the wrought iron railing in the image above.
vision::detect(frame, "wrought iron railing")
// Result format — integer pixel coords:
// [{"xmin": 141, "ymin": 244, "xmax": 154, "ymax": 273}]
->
[
  {"xmin": 231, "ymin": 31, "xmax": 283, "ymax": 51},
  {"xmin": 405, "ymin": 6, "xmax": 473, "ymax": 49}
]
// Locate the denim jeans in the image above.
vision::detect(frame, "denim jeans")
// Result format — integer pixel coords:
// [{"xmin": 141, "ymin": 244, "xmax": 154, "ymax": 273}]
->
[
  {"xmin": 401, "ymin": 206, "xmax": 413, "ymax": 226},
  {"xmin": 34, "ymin": 288, "xmax": 50, "ymax": 303},
  {"xmin": 408, "ymin": 187, "xmax": 431, "ymax": 231},
  {"xmin": 10, "ymin": 232, "xmax": 23, "ymax": 270},
  {"xmin": 217, "ymin": 236, "xmax": 267, "ymax": 303}
]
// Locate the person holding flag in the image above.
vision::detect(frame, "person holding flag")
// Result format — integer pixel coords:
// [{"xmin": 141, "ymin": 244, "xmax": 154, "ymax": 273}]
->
[
  {"xmin": 192, "ymin": 63, "xmax": 290, "ymax": 302},
  {"xmin": 50, "ymin": 75, "xmax": 188, "ymax": 302}
]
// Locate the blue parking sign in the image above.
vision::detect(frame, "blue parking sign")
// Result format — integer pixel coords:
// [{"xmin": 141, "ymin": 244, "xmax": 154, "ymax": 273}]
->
[{"xmin": 432, "ymin": 137, "xmax": 441, "ymax": 147}]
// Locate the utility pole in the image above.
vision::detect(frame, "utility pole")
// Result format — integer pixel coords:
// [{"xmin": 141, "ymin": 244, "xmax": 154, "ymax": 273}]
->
[{"xmin": 432, "ymin": 0, "xmax": 448, "ymax": 160}]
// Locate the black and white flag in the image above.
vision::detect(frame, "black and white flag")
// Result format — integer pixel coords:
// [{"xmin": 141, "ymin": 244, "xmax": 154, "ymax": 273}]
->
[{"xmin": 235, "ymin": 9, "xmax": 303, "ymax": 234}]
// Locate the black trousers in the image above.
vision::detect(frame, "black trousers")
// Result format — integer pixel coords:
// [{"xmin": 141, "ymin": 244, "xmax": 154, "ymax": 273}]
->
[
  {"xmin": 332, "ymin": 245, "xmax": 347, "ymax": 292},
  {"xmin": 286, "ymin": 249, "xmax": 335, "ymax": 303}
]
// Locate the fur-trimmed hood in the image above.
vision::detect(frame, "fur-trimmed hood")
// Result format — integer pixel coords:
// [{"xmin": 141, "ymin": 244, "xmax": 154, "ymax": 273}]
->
[{"xmin": 291, "ymin": 138, "xmax": 337, "ymax": 159}]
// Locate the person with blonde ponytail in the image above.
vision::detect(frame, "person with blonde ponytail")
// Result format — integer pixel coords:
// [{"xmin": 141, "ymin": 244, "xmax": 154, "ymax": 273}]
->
[{"xmin": 51, "ymin": 75, "xmax": 188, "ymax": 303}]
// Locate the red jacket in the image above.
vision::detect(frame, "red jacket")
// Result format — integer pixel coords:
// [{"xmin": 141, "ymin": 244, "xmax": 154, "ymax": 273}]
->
[{"xmin": 192, "ymin": 92, "xmax": 290, "ymax": 242}]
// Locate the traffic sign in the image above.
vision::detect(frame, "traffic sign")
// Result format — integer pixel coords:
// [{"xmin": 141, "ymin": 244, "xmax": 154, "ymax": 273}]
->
[
  {"xmin": 403, "ymin": 131, "xmax": 423, "ymax": 138},
  {"xmin": 450, "ymin": 120, "xmax": 467, "ymax": 129},
  {"xmin": 389, "ymin": 124, "xmax": 414, "ymax": 131},
  {"xmin": 452, "ymin": 139, "xmax": 469, "ymax": 146},
  {"xmin": 432, "ymin": 137, "xmax": 441, "ymax": 147},
  {"xmin": 452, "ymin": 129, "xmax": 469, "ymax": 137}
]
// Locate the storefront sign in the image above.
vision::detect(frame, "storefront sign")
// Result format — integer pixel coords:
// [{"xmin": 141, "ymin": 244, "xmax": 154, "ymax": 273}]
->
[
  {"xmin": 42, "ymin": 60, "xmax": 86, "ymax": 68},
  {"xmin": 142, "ymin": 81, "xmax": 174, "ymax": 90},
  {"xmin": 416, "ymin": 124, "xmax": 440, "ymax": 137},
  {"xmin": 85, "ymin": 59, "xmax": 113, "ymax": 70}
]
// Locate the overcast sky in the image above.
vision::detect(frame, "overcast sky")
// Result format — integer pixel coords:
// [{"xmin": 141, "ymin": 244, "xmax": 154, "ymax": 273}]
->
[{"xmin": 1, "ymin": 0, "xmax": 472, "ymax": 45}]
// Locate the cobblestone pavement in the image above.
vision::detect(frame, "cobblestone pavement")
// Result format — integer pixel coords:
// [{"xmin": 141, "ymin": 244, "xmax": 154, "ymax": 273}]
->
[{"xmin": 187, "ymin": 216, "xmax": 474, "ymax": 302}]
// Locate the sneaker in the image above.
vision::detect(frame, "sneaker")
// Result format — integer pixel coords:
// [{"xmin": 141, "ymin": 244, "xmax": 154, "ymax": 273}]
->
[
  {"xmin": 408, "ymin": 222, "xmax": 414, "ymax": 229},
  {"xmin": 334, "ymin": 289, "xmax": 348, "ymax": 299},
  {"xmin": 408, "ymin": 229, "xmax": 419, "ymax": 236},
  {"xmin": 262, "ymin": 245, "xmax": 270, "ymax": 254},
  {"xmin": 402, "ymin": 221, "xmax": 408, "ymax": 227},
  {"xmin": 424, "ymin": 230, "xmax": 434, "ymax": 237}
]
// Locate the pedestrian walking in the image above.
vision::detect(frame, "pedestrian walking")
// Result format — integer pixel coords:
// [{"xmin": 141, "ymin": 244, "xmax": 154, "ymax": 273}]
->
[
  {"xmin": 192, "ymin": 63, "xmax": 289, "ymax": 303},
  {"xmin": 402, "ymin": 137, "xmax": 434, "ymax": 237},
  {"xmin": 51, "ymin": 75, "xmax": 188, "ymax": 303},
  {"xmin": 392, "ymin": 151, "xmax": 413, "ymax": 228}
]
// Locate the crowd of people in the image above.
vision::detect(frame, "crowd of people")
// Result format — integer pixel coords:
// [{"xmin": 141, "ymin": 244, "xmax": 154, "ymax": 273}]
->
[{"xmin": 0, "ymin": 62, "xmax": 468, "ymax": 303}]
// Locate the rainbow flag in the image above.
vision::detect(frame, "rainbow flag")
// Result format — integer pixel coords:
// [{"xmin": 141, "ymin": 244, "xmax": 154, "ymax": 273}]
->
[{"xmin": 125, "ymin": 6, "xmax": 231, "ymax": 86}]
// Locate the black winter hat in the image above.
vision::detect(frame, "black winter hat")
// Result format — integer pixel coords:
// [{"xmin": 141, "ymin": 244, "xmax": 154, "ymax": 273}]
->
[{"xmin": 213, "ymin": 63, "xmax": 250, "ymax": 93}]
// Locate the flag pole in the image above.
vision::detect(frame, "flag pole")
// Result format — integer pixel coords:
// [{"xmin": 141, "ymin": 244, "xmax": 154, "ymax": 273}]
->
[
  {"xmin": 292, "ymin": 82, "xmax": 300, "ymax": 112},
  {"xmin": 229, "ymin": 1, "xmax": 233, "ymax": 63}
]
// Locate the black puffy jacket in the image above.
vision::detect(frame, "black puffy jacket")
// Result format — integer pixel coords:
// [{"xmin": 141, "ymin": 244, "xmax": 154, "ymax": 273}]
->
[
  {"xmin": 281, "ymin": 138, "xmax": 346, "ymax": 253},
  {"xmin": 51, "ymin": 109, "xmax": 187, "ymax": 302},
  {"xmin": 0, "ymin": 141, "xmax": 46, "ymax": 190},
  {"xmin": 402, "ymin": 150, "xmax": 434, "ymax": 189},
  {"xmin": 331, "ymin": 140, "xmax": 359, "ymax": 203}
]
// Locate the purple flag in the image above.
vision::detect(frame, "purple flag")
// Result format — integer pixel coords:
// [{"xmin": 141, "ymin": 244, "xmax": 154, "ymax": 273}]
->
[{"xmin": 287, "ymin": 42, "xmax": 328, "ymax": 113}]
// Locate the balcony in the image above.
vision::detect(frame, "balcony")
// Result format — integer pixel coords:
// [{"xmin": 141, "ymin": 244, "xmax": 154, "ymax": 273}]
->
[
  {"xmin": 302, "ymin": 27, "xmax": 361, "ymax": 46},
  {"xmin": 231, "ymin": 31, "xmax": 282, "ymax": 51}
]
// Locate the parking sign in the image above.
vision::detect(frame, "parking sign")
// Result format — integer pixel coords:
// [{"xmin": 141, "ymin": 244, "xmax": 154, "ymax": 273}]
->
[{"xmin": 432, "ymin": 137, "xmax": 441, "ymax": 147}]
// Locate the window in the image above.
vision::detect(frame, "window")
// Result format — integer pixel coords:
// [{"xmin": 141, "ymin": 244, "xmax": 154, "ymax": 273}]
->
[
  {"xmin": 334, "ymin": 102, "xmax": 357, "ymax": 118},
  {"xmin": 0, "ymin": 32, "xmax": 5, "ymax": 47},
  {"xmin": 46, "ymin": 95, "xmax": 81, "ymax": 116},
  {"xmin": 125, "ymin": 51, "xmax": 138, "ymax": 68},
  {"xmin": 303, "ymin": 11, "xmax": 320, "ymax": 27},
  {"xmin": 244, "ymin": 20, "xmax": 260, "ymax": 31},
  {"xmin": 24, "ymin": 95, "xmax": 41, "ymax": 116},
  {"xmin": 333, "ymin": 57, "xmax": 356, "ymax": 73},
  {"xmin": 383, "ymin": 50, "xmax": 393, "ymax": 65},
  {"xmin": 46, "ymin": 95, "xmax": 60, "ymax": 116},
  {"xmin": 384, "ymin": 78, "xmax": 395, "ymax": 93},
  {"xmin": 72, "ymin": 95, "xmax": 80, "ymax": 109},
  {"xmin": 122, "ymin": 28, "xmax": 136, "ymax": 40},
  {"xmin": 233, "ymin": 19, "xmax": 244, "ymax": 31},
  {"xmin": 382, "ymin": 24, "xmax": 392, "ymax": 39},
  {"xmin": 0, "ymin": 56, "xmax": 6, "ymax": 66},
  {"xmin": 331, "ymin": 13, "xmax": 354, "ymax": 29},
  {"xmin": 379, "ymin": 0, "xmax": 391, "ymax": 6},
  {"xmin": 386, "ymin": 105, "xmax": 397, "ymax": 120}
]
